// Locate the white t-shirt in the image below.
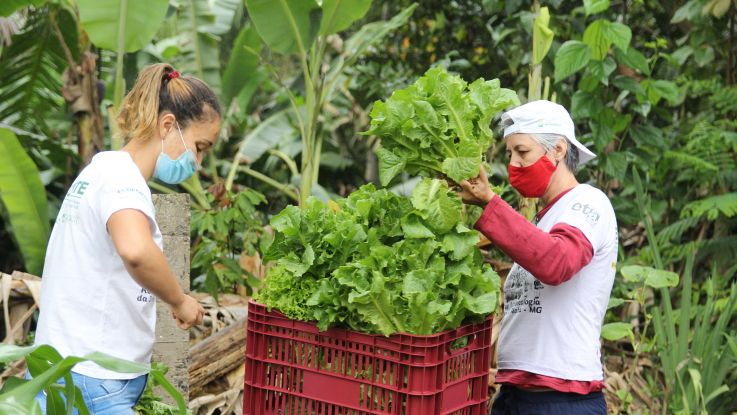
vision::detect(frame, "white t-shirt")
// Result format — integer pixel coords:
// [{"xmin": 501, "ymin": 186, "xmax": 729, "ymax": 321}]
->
[
  {"xmin": 497, "ymin": 184, "xmax": 618, "ymax": 381},
  {"xmin": 35, "ymin": 151, "xmax": 162, "ymax": 379}
]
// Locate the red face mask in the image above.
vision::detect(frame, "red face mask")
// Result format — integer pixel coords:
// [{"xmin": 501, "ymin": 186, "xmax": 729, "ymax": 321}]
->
[{"xmin": 508, "ymin": 155, "xmax": 557, "ymax": 198}]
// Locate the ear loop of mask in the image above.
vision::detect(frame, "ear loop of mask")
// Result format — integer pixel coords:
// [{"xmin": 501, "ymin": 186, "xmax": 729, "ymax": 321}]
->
[{"xmin": 165, "ymin": 121, "xmax": 202, "ymax": 171}]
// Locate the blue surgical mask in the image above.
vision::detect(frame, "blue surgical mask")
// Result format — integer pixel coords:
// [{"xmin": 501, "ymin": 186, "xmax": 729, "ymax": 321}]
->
[{"xmin": 153, "ymin": 123, "xmax": 200, "ymax": 184}]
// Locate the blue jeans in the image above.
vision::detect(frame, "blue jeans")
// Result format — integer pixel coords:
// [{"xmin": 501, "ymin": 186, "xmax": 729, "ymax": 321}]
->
[
  {"xmin": 27, "ymin": 371, "xmax": 147, "ymax": 415},
  {"xmin": 491, "ymin": 385, "xmax": 607, "ymax": 415}
]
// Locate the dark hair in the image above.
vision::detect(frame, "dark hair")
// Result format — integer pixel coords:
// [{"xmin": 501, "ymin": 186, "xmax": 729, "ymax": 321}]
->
[{"xmin": 117, "ymin": 63, "xmax": 221, "ymax": 141}]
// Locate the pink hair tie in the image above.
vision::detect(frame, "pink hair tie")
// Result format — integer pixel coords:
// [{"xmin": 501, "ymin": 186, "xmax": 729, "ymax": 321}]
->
[{"xmin": 167, "ymin": 70, "xmax": 180, "ymax": 80}]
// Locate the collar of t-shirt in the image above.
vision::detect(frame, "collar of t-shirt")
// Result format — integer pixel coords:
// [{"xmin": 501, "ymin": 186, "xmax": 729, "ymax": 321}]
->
[{"xmin": 534, "ymin": 186, "xmax": 576, "ymax": 223}]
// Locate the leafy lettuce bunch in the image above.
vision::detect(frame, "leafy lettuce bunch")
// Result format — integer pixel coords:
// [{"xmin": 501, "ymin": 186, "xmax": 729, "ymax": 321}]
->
[
  {"xmin": 255, "ymin": 179, "xmax": 501, "ymax": 336},
  {"xmin": 364, "ymin": 66, "xmax": 519, "ymax": 185}
]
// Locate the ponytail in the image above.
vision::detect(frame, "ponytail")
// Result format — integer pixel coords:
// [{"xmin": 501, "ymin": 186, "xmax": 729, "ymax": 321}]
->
[{"xmin": 117, "ymin": 63, "xmax": 221, "ymax": 142}]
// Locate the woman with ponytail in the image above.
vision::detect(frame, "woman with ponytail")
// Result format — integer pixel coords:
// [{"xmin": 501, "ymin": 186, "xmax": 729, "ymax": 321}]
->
[{"xmin": 32, "ymin": 63, "xmax": 221, "ymax": 414}]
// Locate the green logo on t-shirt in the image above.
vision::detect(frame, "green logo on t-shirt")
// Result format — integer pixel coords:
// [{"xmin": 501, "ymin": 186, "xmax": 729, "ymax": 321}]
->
[{"xmin": 70, "ymin": 180, "xmax": 90, "ymax": 197}]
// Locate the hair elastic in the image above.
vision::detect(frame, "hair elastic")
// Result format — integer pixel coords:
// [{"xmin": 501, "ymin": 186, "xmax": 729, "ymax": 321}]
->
[{"xmin": 167, "ymin": 70, "xmax": 180, "ymax": 80}]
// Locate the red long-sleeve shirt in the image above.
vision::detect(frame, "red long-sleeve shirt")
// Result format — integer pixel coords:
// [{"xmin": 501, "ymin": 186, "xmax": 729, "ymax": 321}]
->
[{"xmin": 475, "ymin": 189, "xmax": 604, "ymax": 394}]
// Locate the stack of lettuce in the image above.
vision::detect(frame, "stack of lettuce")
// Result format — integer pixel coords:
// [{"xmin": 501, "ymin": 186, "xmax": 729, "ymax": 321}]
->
[
  {"xmin": 256, "ymin": 179, "xmax": 500, "ymax": 335},
  {"xmin": 256, "ymin": 67, "xmax": 517, "ymax": 335}
]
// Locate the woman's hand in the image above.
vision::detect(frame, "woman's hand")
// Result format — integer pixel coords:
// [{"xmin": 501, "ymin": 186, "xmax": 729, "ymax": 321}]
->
[
  {"xmin": 458, "ymin": 166, "xmax": 495, "ymax": 206},
  {"xmin": 171, "ymin": 294, "xmax": 205, "ymax": 329}
]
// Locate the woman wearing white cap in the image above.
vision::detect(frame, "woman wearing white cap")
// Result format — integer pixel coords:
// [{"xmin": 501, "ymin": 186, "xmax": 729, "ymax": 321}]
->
[{"xmin": 459, "ymin": 100, "xmax": 617, "ymax": 414}]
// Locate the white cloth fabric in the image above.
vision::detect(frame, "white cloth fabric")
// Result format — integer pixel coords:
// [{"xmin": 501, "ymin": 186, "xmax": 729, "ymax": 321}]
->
[
  {"xmin": 497, "ymin": 184, "xmax": 617, "ymax": 381},
  {"xmin": 502, "ymin": 100, "xmax": 597, "ymax": 165},
  {"xmin": 35, "ymin": 151, "xmax": 161, "ymax": 379}
]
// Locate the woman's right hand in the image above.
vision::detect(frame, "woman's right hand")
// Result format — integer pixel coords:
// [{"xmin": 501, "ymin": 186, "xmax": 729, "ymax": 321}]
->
[
  {"xmin": 458, "ymin": 166, "xmax": 496, "ymax": 206},
  {"xmin": 171, "ymin": 294, "xmax": 205, "ymax": 329}
]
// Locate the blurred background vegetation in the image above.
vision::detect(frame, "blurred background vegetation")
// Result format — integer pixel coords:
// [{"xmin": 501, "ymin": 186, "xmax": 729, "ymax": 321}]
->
[{"xmin": 0, "ymin": 0, "xmax": 736, "ymax": 413}]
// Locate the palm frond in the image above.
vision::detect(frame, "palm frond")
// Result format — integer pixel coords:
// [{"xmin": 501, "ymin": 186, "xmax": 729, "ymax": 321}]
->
[
  {"xmin": 0, "ymin": 5, "xmax": 76, "ymax": 134},
  {"xmin": 664, "ymin": 151, "xmax": 719, "ymax": 174},
  {"xmin": 681, "ymin": 193, "xmax": 737, "ymax": 221},
  {"xmin": 709, "ymin": 85, "xmax": 737, "ymax": 116},
  {"xmin": 656, "ymin": 216, "xmax": 701, "ymax": 245}
]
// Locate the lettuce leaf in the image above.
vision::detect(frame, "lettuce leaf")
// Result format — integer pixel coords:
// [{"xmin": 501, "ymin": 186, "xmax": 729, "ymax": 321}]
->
[{"xmin": 365, "ymin": 66, "xmax": 519, "ymax": 185}]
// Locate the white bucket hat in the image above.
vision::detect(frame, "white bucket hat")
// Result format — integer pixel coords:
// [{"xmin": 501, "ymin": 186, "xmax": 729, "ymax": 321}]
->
[{"xmin": 502, "ymin": 100, "xmax": 596, "ymax": 165}]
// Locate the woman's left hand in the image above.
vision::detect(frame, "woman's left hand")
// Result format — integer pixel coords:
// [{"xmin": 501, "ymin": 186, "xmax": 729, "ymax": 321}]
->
[{"xmin": 458, "ymin": 166, "xmax": 495, "ymax": 206}]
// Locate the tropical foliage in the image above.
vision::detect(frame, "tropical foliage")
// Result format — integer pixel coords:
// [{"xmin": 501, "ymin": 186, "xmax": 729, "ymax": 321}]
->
[{"xmin": 0, "ymin": 0, "xmax": 735, "ymax": 413}]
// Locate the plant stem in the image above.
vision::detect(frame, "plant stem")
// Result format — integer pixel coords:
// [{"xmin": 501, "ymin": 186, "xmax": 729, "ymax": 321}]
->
[
  {"xmin": 240, "ymin": 166, "xmax": 299, "ymax": 202},
  {"xmin": 111, "ymin": 0, "xmax": 128, "ymax": 150}
]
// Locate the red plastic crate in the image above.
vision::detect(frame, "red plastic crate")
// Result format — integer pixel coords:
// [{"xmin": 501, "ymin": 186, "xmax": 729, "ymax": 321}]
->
[{"xmin": 243, "ymin": 300, "xmax": 493, "ymax": 415}]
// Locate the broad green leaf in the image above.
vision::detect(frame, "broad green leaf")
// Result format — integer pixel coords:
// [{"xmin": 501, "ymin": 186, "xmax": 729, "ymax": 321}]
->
[
  {"xmin": 82, "ymin": 352, "xmax": 149, "ymax": 373},
  {"xmin": 0, "ymin": 129, "xmax": 49, "ymax": 275},
  {"xmin": 613, "ymin": 75, "xmax": 646, "ymax": 95},
  {"xmin": 590, "ymin": 119, "xmax": 613, "ymax": 151},
  {"xmin": 601, "ymin": 322, "xmax": 632, "ymax": 341},
  {"xmin": 571, "ymin": 90, "xmax": 602, "ymax": 119},
  {"xmin": 174, "ymin": 0, "xmax": 223, "ymax": 92},
  {"xmin": 468, "ymin": 78, "xmax": 520, "ymax": 140},
  {"xmin": 671, "ymin": 45, "xmax": 694, "ymax": 66},
  {"xmin": 462, "ymin": 291, "xmax": 497, "ymax": 315},
  {"xmin": 603, "ymin": 151, "xmax": 629, "ymax": 180},
  {"xmin": 693, "ymin": 45, "xmax": 715, "ymax": 67},
  {"xmin": 583, "ymin": 20, "xmax": 610, "ymax": 60},
  {"xmin": 147, "ymin": 370, "xmax": 188, "ymax": 413},
  {"xmin": 607, "ymin": 297, "xmax": 626, "ymax": 309},
  {"xmin": 0, "ymin": 346, "xmax": 181, "ymax": 413},
  {"xmin": 554, "ymin": 41, "xmax": 592, "ymax": 82},
  {"xmin": 532, "ymin": 6, "xmax": 554, "ymax": 65},
  {"xmin": 0, "ymin": 0, "xmax": 45, "ymax": 17},
  {"xmin": 238, "ymin": 109, "xmax": 299, "ymax": 163},
  {"xmin": 606, "ymin": 22, "xmax": 631, "ymax": 52},
  {"xmin": 702, "ymin": 0, "xmax": 731, "ymax": 18},
  {"xmin": 269, "ymin": 205, "xmax": 301, "ymax": 235},
  {"xmin": 613, "ymin": 46, "xmax": 650, "ymax": 75},
  {"xmin": 319, "ymin": 0, "xmax": 372, "ymax": 35},
  {"xmin": 345, "ymin": 272, "xmax": 401, "ymax": 335},
  {"xmin": 0, "ymin": 401, "xmax": 42, "ymax": 415},
  {"xmin": 620, "ymin": 265, "xmax": 679, "ymax": 288},
  {"xmin": 222, "ymin": 22, "xmax": 263, "ymax": 105},
  {"xmin": 412, "ymin": 179, "xmax": 462, "ymax": 234},
  {"xmin": 0, "ymin": 377, "xmax": 25, "ymax": 395},
  {"xmin": 584, "ymin": 0, "xmax": 610, "ymax": 15},
  {"xmin": 206, "ymin": 0, "xmax": 242, "ymax": 36},
  {"xmin": 655, "ymin": 80, "xmax": 680, "ymax": 104},
  {"xmin": 629, "ymin": 124, "xmax": 664, "ymax": 148},
  {"xmin": 77, "ymin": 0, "xmax": 169, "ymax": 52},
  {"xmin": 0, "ymin": 344, "xmax": 40, "ymax": 362},
  {"xmin": 46, "ymin": 387, "xmax": 66, "ymax": 414},
  {"xmin": 671, "ymin": 0, "xmax": 701, "ymax": 23},
  {"xmin": 401, "ymin": 214, "xmax": 435, "ymax": 239},
  {"xmin": 644, "ymin": 79, "xmax": 680, "ymax": 105},
  {"xmin": 343, "ymin": 4, "xmax": 417, "ymax": 58},
  {"xmin": 442, "ymin": 156, "xmax": 480, "ymax": 183},
  {"xmin": 376, "ymin": 148, "xmax": 407, "ymax": 186},
  {"xmin": 441, "ymin": 228, "xmax": 480, "ymax": 261},
  {"xmin": 588, "ymin": 58, "xmax": 617, "ymax": 84},
  {"xmin": 245, "ymin": 0, "xmax": 322, "ymax": 55}
]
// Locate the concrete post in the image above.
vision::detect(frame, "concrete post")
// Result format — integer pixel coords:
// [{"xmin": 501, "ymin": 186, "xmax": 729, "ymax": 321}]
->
[{"xmin": 152, "ymin": 193, "xmax": 191, "ymax": 404}]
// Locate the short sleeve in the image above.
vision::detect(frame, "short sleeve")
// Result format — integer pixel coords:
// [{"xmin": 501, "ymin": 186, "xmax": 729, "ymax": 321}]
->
[
  {"xmin": 98, "ymin": 175, "xmax": 156, "ymax": 232},
  {"xmin": 555, "ymin": 190, "xmax": 614, "ymax": 254}
]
